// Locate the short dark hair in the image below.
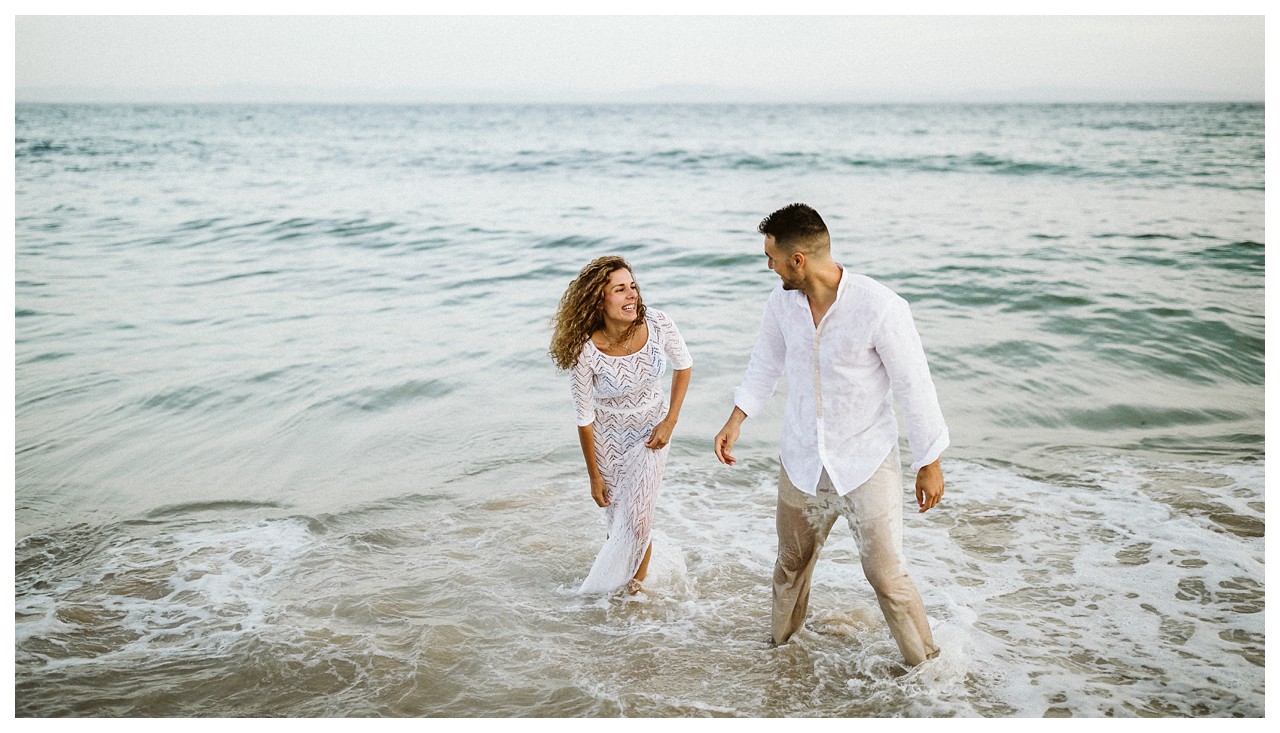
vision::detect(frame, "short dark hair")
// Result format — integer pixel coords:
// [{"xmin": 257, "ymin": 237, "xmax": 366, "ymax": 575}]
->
[{"xmin": 757, "ymin": 203, "xmax": 828, "ymax": 250}]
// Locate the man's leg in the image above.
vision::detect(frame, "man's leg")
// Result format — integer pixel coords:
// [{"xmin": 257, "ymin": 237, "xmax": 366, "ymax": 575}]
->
[
  {"xmin": 772, "ymin": 466, "xmax": 837, "ymax": 645},
  {"xmin": 846, "ymin": 449, "xmax": 940, "ymax": 666}
]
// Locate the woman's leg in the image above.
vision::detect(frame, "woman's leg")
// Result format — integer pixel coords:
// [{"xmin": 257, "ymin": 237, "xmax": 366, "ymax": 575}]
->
[
  {"xmin": 626, "ymin": 541, "xmax": 654, "ymax": 593},
  {"xmin": 633, "ymin": 541, "xmax": 653, "ymax": 582}
]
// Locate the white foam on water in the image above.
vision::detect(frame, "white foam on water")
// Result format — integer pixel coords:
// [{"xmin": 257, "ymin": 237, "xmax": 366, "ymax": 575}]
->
[
  {"xmin": 15, "ymin": 453, "xmax": 1263, "ymax": 716},
  {"xmin": 569, "ymin": 453, "xmax": 1266, "ymax": 716},
  {"xmin": 19, "ymin": 450, "xmax": 1254, "ymax": 709},
  {"xmin": 17, "ymin": 517, "xmax": 319, "ymax": 671},
  {"xmin": 635, "ymin": 530, "xmax": 692, "ymax": 595}
]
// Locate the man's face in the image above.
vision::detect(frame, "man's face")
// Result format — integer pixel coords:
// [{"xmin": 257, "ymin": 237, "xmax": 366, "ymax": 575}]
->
[{"xmin": 764, "ymin": 236, "xmax": 802, "ymax": 291}]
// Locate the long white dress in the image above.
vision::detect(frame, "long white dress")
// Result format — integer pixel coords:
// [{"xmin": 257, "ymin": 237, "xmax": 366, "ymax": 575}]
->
[{"xmin": 570, "ymin": 309, "xmax": 692, "ymax": 594}]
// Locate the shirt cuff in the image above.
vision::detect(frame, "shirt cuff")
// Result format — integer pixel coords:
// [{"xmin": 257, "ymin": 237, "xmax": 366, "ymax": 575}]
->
[
  {"xmin": 909, "ymin": 427, "xmax": 950, "ymax": 472},
  {"xmin": 733, "ymin": 387, "xmax": 767, "ymax": 419}
]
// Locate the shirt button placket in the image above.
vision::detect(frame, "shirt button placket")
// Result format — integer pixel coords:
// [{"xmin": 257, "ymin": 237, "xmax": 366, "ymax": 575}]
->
[
  {"xmin": 813, "ymin": 329, "xmax": 823, "ymax": 420},
  {"xmin": 813, "ymin": 321, "xmax": 826, "ymax": 468}
]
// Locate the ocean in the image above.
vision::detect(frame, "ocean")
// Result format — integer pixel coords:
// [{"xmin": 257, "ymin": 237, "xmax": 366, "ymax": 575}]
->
[{"xmin": 14, "ymin": 102, "xmax": 1264, "ymax": 717}]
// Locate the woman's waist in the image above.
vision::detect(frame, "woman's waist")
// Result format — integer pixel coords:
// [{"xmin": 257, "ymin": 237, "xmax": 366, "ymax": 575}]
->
[{"xmin": 593, "ymin": 392, "xmax": 665, "ymax": 416}]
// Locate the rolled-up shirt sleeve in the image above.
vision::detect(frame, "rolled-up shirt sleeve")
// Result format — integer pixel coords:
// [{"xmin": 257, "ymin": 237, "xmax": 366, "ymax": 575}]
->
[
  {"xmin": 733, "ymin": 289, "xmax": 787, "ymax": 418},
  {"xmin": 875, "ymin": 296, "xmax": 950, "ymax": 471},
  {"xmin": 569, "ymin": 353, "xmax": 596, "ymax": 427}
]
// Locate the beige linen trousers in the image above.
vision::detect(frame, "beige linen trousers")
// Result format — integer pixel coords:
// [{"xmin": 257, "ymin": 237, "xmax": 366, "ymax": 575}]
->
[{"xmin": 772, "ymin": 446, "xmax": 940, "ymax": 666}]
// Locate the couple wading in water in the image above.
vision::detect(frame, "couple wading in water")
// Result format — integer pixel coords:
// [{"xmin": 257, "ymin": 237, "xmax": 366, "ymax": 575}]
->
[{"xmin": 549, "ymin": 203, "xmax": 948, "ymax": 667}]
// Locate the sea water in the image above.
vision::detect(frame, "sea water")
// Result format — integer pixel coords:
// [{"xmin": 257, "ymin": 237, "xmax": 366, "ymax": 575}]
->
[{"xmin": 14, "ymin": 102, "xmax": 1263, "ymax": 716}]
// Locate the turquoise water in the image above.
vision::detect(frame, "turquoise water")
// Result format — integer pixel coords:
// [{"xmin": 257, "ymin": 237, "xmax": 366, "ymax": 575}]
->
[{"xmin": 15, "ymin": 103, "xmax": 1263, "ymax": 716}]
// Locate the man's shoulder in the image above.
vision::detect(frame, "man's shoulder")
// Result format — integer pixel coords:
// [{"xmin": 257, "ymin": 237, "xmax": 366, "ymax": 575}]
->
[{"xmin": 841, "ymin": 272, "xmax": 908, "ymax": 309}]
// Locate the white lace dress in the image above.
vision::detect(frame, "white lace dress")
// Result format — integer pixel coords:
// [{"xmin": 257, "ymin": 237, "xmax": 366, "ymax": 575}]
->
[{"xmin": 570, "ymin": 309, "xmax": 692, "ymax": 594}]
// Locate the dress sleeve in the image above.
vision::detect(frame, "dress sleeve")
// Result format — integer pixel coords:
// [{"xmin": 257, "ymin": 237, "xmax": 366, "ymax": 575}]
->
[
  {"xmin": 654, "ymin": 310, "xmax": 693, "ymax": 370},
  {"xmin": 569, "ymin": 349, "xmax": 596, "ymax": 427}
]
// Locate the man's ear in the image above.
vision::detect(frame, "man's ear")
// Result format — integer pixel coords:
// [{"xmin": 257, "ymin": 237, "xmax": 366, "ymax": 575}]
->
[{"xmin": 792, "ymin": 251, "xmax": 806, "ymax": 269}]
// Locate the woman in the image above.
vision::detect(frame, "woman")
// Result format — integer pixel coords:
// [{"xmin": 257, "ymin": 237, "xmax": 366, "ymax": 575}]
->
[{"xmin": 550, "ymin": 256, "xmax": 692, "ymax": 595}]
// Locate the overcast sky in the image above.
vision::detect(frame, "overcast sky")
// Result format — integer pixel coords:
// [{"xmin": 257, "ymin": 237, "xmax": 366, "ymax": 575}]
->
[{"xmin": 13, "ymin": 12, "xmax": 1268, "ymax": 103}]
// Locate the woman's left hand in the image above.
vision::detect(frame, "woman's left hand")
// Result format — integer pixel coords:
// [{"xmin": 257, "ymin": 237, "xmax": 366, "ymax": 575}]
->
[{"xmin": 645, "ymin": 418, "xmax": 676, "ymax": 450}]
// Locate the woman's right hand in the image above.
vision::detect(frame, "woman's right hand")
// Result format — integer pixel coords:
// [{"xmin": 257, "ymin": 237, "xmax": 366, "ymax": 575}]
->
[{"xmin": 590, "ymin": 475, "xmax": 610, "ymax": 507}]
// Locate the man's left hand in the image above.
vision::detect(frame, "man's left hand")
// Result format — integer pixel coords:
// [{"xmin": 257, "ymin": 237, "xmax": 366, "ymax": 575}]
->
[{"xmin": 915, "ymin": 459, "xmax": 944, "ymax": 513}]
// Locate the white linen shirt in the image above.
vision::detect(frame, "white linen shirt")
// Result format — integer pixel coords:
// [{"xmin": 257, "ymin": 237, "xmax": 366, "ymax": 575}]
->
[{"xmin": 733, "ymin": 266, "xmax": 949, "ymax": 496}]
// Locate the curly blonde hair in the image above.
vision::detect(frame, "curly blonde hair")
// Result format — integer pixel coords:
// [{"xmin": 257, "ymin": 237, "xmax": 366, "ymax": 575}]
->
[{"xmin": 549, "ymin": 256, "xmax": 646, "ymax": 371}]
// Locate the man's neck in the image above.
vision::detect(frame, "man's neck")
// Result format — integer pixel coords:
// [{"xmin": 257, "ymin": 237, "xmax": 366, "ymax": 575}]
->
[{"xmin": 803, "ymin": 261, "xmax": 843, "ymax": 325}]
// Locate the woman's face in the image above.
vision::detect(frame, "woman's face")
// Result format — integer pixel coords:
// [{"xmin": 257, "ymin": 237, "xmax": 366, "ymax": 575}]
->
[{"xmin": 600, "ymin": 268, "xmax": 639, "ymax": 324}]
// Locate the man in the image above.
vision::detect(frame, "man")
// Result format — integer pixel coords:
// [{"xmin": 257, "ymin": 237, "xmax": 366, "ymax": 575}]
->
[{"xmin": 713, "ymin": 203, "xmax": 948, "ymax": 666}]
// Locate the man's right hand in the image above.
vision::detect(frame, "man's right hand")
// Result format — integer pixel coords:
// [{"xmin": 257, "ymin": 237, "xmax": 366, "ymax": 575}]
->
[{"xmin": 714, "ymin": 408, "xmax": 747, "ymax": 465}]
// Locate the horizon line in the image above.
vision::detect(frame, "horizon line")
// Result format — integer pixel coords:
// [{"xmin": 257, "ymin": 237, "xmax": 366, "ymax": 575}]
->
[
  {"xmin": 15, "ymin": 83, "xmax": 1262, "ymax": 106},
  {"xmin": 15, "ymin": 98, "xmax": 1264, "ymax": 105}
]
